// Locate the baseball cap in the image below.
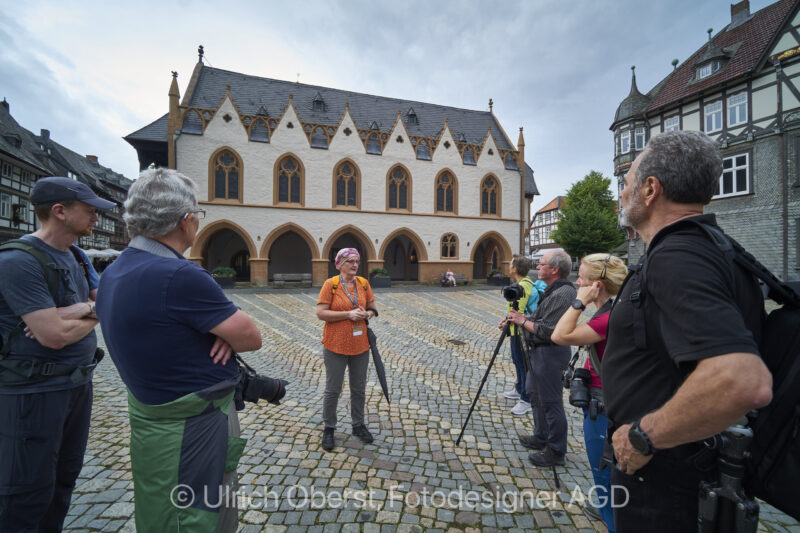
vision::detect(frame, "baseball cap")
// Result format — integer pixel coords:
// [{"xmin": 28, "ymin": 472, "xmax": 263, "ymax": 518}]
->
[{"xmin": 31, "ymin": 177, "xmax": 116, "ymax": 210}]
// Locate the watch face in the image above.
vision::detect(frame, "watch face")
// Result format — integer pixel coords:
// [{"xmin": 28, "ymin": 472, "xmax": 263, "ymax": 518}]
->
[
  {"xmin": 571, "ymin": 299, "xmax": 585, "ymax": 310},
  {"xmin": 629, "ymin": 425, "xmax": 652, "ymax": 455}
]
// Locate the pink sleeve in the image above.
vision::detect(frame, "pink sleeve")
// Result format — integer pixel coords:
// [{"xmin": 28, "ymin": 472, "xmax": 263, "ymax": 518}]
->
[{"xmin": 586, "ymin": 312, "xmax": 610, "ymax": 340}]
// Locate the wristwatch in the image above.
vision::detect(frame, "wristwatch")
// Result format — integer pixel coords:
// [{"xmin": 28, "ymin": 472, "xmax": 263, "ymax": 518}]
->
[
  {"xmin": 571, "ymin": 299, "xmax": 586, "ymax": 311},
  {"xmin": 629, "ymin": 419, "xmax": 655, "ymax": 456}
]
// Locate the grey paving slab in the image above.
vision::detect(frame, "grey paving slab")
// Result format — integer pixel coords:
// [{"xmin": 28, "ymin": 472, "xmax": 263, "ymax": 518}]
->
[{"xmin": 62, "ymin": 287, "xmax": 796, "ymax": 532}]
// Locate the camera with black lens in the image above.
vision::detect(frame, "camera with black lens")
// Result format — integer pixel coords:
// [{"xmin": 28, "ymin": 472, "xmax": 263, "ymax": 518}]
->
[
  {"xmin": 568, "ymin": 368, "xmax": 592, "ymax": 408},
  {"xmin": 503, "ymin": 283, "xmax": 525, "ymax": 311},
  {"xmin": 235, "ymin": 354, "xmax": 288, "ymax": 408}
]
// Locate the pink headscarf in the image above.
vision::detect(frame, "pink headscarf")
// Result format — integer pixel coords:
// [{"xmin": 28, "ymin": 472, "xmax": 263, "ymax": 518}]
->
[{"xmin": 335, "ymin": 248, "xmax": 360, "ymax": 269}]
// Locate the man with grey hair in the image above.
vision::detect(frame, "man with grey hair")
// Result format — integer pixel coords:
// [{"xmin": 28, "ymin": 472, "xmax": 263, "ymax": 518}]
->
[
  {"xmin": 508, "ymin": 249, "xmax": 577, "ymax": 466},
  {"xmin": 96, "ymin": 168, "xmax": 262, "ymax": 532},
  {"xmin": 603, "ymin": 131, "xmax": 772, "ymax": 531}
]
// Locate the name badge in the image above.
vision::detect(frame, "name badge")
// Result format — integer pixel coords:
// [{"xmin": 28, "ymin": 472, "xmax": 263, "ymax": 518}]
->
[{"xmin": 352, "ymin": 325, "xmax": 364, "ymax": 337}]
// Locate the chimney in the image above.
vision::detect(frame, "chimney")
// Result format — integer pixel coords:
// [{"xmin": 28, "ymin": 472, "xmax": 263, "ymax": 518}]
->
[
  {"xmin": 40, "ymin": 129, "xmax": 50, "ymax": 141},
  {"xmin": 86, "ymin": 155, "xmax": 98, "ymax": 164},
  {"xmin": 730, "ymin": 0, "xmax": 750, "ymax": 28},
  {"xmin": 1, "ymin": 98, "xmax": 8, "ymax": 112}
]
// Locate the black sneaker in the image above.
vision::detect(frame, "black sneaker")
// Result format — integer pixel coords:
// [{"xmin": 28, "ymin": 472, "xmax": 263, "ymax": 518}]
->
[
  {"xmin": 528, "ymin": 447, "xmax": 565, "ymax": 467},
  {"xmin": 352, "ymin": 424, "xmax": 374, "ymax": 444},
  {"xmin": 583, "ymin": 502, "xmax": 603, "ymax": 521},
  {"xmin": 519, "ymin": 434, "xmax": 547, "ymax": 450},
  {"xmin": 322, "ymin": 428, "xmax": 336, "ymax": 451}
]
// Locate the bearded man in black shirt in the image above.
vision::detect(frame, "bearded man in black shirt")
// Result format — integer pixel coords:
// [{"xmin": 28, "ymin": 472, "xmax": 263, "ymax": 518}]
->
[{"xmin": 602, "ymin": 130, "xmax": 773, "ymax": 532}]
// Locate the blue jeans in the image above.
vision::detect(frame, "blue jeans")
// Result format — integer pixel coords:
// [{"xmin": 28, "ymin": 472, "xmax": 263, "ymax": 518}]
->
[
  {"xmin": 509, "ymin": 334, "xmax": 529, "ymax": 403},
  {"xmin": 583, "ymin": 409, "xmax": 614, "ymax": 532}
]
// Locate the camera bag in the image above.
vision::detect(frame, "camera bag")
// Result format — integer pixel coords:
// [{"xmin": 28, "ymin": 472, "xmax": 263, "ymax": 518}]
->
[{"xmin": 626, "ymin": 218, "xmax": 800, "ymax": 520}]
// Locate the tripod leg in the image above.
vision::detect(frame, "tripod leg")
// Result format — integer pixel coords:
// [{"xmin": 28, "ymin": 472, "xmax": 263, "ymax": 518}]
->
[{"xmin": 456, "ymin": 323, "xmax": 510, "ymax": 446}]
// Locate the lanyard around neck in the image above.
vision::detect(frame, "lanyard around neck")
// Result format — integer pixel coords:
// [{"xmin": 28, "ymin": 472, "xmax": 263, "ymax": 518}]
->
[{"xmin": 339, "ymin": 275, "xmax": 358, "ymax": 308}]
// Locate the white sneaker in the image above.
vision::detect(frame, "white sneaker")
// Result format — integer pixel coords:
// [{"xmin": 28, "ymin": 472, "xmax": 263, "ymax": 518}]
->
[
  {"xmin": 511, "ymin": 400, "xmax": 532, "ymax": 415},
  {"xmin": 502, "ymin": 389, "xmax": 520, "ymax": 400}
]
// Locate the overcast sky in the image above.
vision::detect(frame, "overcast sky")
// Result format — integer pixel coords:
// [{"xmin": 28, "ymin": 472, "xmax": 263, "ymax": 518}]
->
[{"xmin": 0, "ymin": 0, "xmax": 774, "ymax": 214}]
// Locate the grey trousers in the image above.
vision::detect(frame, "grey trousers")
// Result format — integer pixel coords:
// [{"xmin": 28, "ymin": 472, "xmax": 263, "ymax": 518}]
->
[
  {"xmin": 323, "ymin": 348, "xmax": 369, "ymax": 429},
  {"xmin": 526, "ymin": 344, "xmax": 572, "ymax": 456}
]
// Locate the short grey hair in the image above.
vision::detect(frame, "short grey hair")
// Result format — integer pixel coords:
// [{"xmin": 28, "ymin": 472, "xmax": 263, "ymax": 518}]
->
[
  {"xmin": 124, "ymin": 168, "xmax": 198, "ymax": 238},
  {"xmin": 547, "ymin": 250, "xmax": 572, "ymax": 279},
  {"xmin": 635, "ymin": 131, "xmax": 722, "ymax": 204}
]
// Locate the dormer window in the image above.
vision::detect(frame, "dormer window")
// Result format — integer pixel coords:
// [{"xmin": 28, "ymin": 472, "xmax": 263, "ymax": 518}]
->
[
  {"xmin": 312, "ymin": 93, "xmax": 326, "ymax": 112},
  {"xmin": 697, "ymin": 60, "xmax": 721, "ymax": 80},
  {"xmin": 311, "ymin": 127, "xmax": 328, "ymax": 149},
  {"xmin": 462, "ymin": 147, "xmax": 476, "ymax": 165},
  {"xmin": 366, "ymin": 133, "xmax": 382, "ymax": 155},
  {"xmin": 406, "ymin": 108, "xmax": 418, "ymax": 125},
  {"xmin": 416, "ymin": 140, "xmax": 431, "ymax": 161}
]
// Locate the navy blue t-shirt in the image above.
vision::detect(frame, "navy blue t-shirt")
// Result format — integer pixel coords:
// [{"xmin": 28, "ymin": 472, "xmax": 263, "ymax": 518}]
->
[
  {"xmin": 0, "ymin": 235, "xmax": 97, "ymax": 393},
  {"xmin": 96, "ymin": 247, "xmax": 238, "ymax": 405}
]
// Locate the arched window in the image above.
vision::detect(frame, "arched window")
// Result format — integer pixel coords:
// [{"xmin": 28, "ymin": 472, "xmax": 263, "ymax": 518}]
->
[
  {"xmin": 441, "ymin": 233, "xmax": 458, "ymax": 259},
  {"xmin": 387, "ymin": 166, "xmax": 411, "ymax": 211},
  {"xmin": 249, "ymin": 119, "xmax": 269, "ymax": 143},
  {"xmin": 274, "ymin": 155, "xmax": 304, "ymax": 205},
  {"xmin": 481, "ymin": 175, "xmax": 501, "ymax": 216},
  {"xmin": 210, "ymin": 148, "xmax": 242, "ymax": 202},
  {"xmin": 416, "ymin": 140, "xmax": 431, "ymax": 161},
  {"xmin": 333, "ymin": 160, "xmax": 360, "ymax": 209},
  {"xmin": 435, "ymin": 171, "xmax": 457, "ymax": 214},
  {"xmin": 366, "ymin": 133, "xmax": 382, "ymax": 155}
]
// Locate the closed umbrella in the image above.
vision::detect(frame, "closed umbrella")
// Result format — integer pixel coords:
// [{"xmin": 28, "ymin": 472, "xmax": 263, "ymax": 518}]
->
[{"xmin": 366, "ymin": 323, "xmax": 390, "ymax": 404}]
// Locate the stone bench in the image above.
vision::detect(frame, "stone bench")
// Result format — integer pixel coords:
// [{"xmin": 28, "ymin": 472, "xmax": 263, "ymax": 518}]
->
[
  {"xmin": 273, "ymin": 273, "xmax": 312, "ymax": 288},
  {"xmin": 441, "ymin": 272, "xmax": 469, "ymax": 286}
]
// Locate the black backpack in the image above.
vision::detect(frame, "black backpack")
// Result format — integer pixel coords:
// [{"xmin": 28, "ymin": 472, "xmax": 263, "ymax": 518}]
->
[
  {"xmin": 625, "ymin": 218, "xmax": 800, "ymax": 520},
  {"xmin": 0, "ymin": 238, "xmax": 103, "ymax": 384}
]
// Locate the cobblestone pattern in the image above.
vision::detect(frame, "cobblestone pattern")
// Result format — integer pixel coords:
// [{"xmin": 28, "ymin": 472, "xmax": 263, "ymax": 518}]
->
[{"xmin": 65, "ymin": 287, "xmax": 797, "ymax": 532}]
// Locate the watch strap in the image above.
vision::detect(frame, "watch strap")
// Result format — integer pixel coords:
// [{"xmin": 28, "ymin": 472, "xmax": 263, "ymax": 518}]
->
[{"xmin": 630, "ymin": 419, "xmax": 655, "ymax": 456}]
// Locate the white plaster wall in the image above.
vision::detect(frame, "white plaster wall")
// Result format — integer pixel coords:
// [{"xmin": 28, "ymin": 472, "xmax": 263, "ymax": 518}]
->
[
  {"xmin": 176, "ymin": 99, "xmax": 525, "ymax": 262},
  {"xmin": 752, "ymin": 86, "xmax": 776, "ymax": 121},
  {"xmin": 683, "ymin": 111, "xmax": 700, "ymax": 132},
  {"xmin": 770, "ymin": 32, "xmax": 799, "ymax": 57},
  {"xmin": 783, "ymin": 81, "xmax": 800, "ymax": 110}
]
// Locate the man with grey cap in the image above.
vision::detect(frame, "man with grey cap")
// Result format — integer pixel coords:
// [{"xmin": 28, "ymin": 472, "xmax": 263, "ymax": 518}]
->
[{"xmin": 0, "ymin": 176, "xmax": 114, "ymax": 531}]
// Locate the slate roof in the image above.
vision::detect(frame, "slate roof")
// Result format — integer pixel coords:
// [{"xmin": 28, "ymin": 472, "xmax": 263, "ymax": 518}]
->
[
  {"xmin": 39, "ymin": 137, "xmax": 132, "ymax": 197},
  {"xmin": 0, "ymin": 104, "xmax": 51, "ymax": 173},
  {"xmin": 646, "ymin": 0, "xmax": 796, "ymax": 111},
  {"xmin": 613, "ymin": 71, "xmax": 651, "ymax": 125},
  {"xmin": 126, "ymin": 65, "xmax": 538, "ymax": 197}
]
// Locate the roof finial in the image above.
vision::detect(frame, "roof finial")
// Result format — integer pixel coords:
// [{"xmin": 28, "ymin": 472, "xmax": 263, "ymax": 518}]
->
[
  {"xmin": 198, "ymin": 45, "xmax": 204, "ymax": 62},
  {"xmin": 171, "ymin": 71, "xmax": 178, "ymax": 79},
  {"xmin": 489, "ymin": 98, "xmax": 493, "ymax": 112},
  {"xmin": 226, "ymin": 84, "xmax": 231, "ymax": 96},
  {"xmin": 672, "ymin": 58, "xmax": 679, "ymax": 70},
  {"xmin": 345, "ymin": 101, "xmax": 349, "ymax": 111},
  {"xmin": 707, "ymin": 28, "xmax": 713, "ymax": 42}
]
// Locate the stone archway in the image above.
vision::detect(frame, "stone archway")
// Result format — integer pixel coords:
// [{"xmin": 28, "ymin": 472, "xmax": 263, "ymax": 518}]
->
[
  {"xmin": 192, "ymin": 220, "xmax": 258, "ymax": 282},
  {"xmin": 471, "ymin": 231, "xmax": 513, "ymax": 279},
  {"xmin": 323, "ymin": 226, "xmax": 375, "ymax": 279},
  {"xmin": 379, "ymin": 228, "xmax": 427, "ymax": 281}
]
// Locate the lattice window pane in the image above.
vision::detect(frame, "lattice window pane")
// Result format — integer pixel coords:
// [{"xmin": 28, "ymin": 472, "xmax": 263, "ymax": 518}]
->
[
  {"xmin": 215, "ymin": 168, "xmax": 226, "ymax": 198},
  {"xmin": 482, "ymin": 190, "xmax": 488, "ymax": 214},
  {"xmin": 347, "ymin": 180, "xmax": 356, "ymax": 206},
  {"xmin": 399, "ymin": 183, "xmax": 407, "ymax": 209},
  {"xmin": 490, "ymin": 191, "xmax": 497, "ymax": 214},
  {"xmin": 389, "ymin": 183, "xmax": 397, "ymax": 209},
  {"xmin": 337, "ymin": 178, "xmax": 346, "ymax": 206},
  {"xmin": 437, "ymin": 187, "xmax": 444, "ymax": 212},
  {"xmin": 446, "ymin": 187, "xmax": 453, "ymax": 212},
  {"xmin": 279, "ymin": 175, "xmax": 288, "ymax": 202},
  {"xmin": 228, "ymin": 169, "xmax": 238, "ymax": 199},
  {"xmin": 291, "ymin": 176, "xmax": 300, "ymax": 203}
]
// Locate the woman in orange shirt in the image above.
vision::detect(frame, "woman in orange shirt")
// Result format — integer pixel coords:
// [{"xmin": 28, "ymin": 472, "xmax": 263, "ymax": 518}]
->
[{"xmin": 316, "ymin": 248, "xmax": 378, "ymax": 452}]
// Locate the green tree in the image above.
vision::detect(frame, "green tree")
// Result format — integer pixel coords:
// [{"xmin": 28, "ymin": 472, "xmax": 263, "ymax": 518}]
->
[{"xmin": 550, "ymin": 170, "xmax": 625, "ymax": 259}]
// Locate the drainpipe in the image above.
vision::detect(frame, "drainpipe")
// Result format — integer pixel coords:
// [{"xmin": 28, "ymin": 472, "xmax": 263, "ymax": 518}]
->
[{"xmin": 776, "ymin": 60, "xmax": 788, "ymax": 279}]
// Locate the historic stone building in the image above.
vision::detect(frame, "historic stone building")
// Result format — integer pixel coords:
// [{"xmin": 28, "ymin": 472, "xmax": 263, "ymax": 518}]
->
[
  {"xmin": 611, "ymin": 0, "xmax": 800, "ymax": 279},
  {"xmin": 0, "ymin": 99, "xmax": 131, "ymax": 248},
  {"xmin": 126, "ymin": 48, "xmax": 538, "ymax": 285}
]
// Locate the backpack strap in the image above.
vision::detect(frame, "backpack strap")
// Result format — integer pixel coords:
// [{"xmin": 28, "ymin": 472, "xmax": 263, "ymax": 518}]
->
[
  {"xmin": 69, "ymin": 245, "xmax": 91, "ymax": 285},
  {"xmin": 0, "ymin": 239, "xmax": 61, "ymax": 358}
]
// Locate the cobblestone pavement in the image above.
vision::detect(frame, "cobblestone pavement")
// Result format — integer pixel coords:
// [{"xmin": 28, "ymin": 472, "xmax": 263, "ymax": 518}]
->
[{"xmin": 65, "ymin": 286, "xmax": 798, "ymax": 532}]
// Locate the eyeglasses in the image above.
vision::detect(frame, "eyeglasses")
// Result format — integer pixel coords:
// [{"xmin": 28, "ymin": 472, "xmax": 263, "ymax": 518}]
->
[
  {"xmin": 184, "ymin": 209, "xmax": 206, "ymax": 220},
  {"xmin": 599, "ymin": 254, "xmax": 612, "ymax": 279},
  {"xmin": 344, "ymin": 259, "xmax": 360, "ymax": 265}
]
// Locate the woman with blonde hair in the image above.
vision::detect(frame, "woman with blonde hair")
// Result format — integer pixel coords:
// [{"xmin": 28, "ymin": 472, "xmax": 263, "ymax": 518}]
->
[{"xmin": 551, "ymin": 253, "xmax": 627, "ymax": 532}]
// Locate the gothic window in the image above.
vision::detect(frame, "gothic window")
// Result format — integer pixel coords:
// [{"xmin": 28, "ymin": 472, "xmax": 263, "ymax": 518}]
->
[
  {"xmin": 387, "ymin": 166, "xmax": 411, "ymax": 211},
  {"xmin": 441, "ymin": 233, "xmax": 458, "ymax": 259},
  {"xmin": 480, "ymin": 175, "xmax": 501, "ymax": 216},
  {"xmin": 311, "ymin": 126, "xmax": 328, "ymax": 149},
  {"xmin": 249, "ymin": 119, "xmax": 270, "ymax": 143},
  {"xmin": 416, "ymin": 140, "xmax": 431, "ymax": 161},
  {"xmin": 366, "ymin": 133, "xmax": 382, "ymax": 155},
  {"xmin": 274, "ymin": 155, "xmax": 304, "ymax": 205},
  {"xmin": 435, "ymin": 171, "xmax": 457, "ymax": 214},
  {"xmin": 210, "ymin": 148, "xmax": 242, "ymax": 202},
  {"xmin": 333, "ymin": 160, "xmax": 360, "ymax": 208}
]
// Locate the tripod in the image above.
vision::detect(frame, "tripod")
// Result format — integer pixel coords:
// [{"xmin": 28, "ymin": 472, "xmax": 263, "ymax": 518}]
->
[
  {"xmin": 456, "ymin": 302, "xmax": 532, "ymax": 446},
  {"xmin": 697, "ymin": 420, "xmax": 760, "ymax": 533}
]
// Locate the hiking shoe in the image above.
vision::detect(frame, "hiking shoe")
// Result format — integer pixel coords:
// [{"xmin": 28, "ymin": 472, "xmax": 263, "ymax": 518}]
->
[
  {"xmin": 352, "ymin": 424, "xmax": 374, "ymax": 444},
  {"xmin": 502, "ymin": 389, "xmax": 521, "ymax": 400},
  {"xmin": 528, "ymin": 447, "xmax": 566, "ymax": 467},
  {"xmin": 322, "ymin": 428, "xmax": 336, "ymax": 451},
  {"xmin": 510, "ymin": 400, "xmax": 532, "ymax": 415},
  {"xmin": 519, "ymin": 434, "xmax": 547, "ymax": 450},
  {"xmin": 583, "ymin": 502, "xmax": 603, "ymax": 521}
]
